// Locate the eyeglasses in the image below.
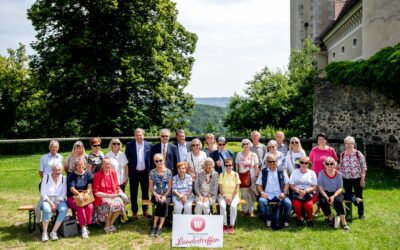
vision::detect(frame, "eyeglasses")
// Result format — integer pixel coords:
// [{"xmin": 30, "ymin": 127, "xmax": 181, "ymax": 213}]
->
[
  {"xmin": 325, "ymin": 162, "xmax": 334, "ymax": 166},
  {"xmin": 267, "ymin": 160, "xmax": 276, "ymax": 163},
  {"xmin": 267, "ymin": 146, "xmax": 275, "ymax": 149},
  {"xmin": 161, "ymin": 135, "xmax": 169, "ymax": 138},
  {"xmin": 218, "ymin": 143, "xmax": 225, "ymax": 146},
  {"xmin": 92, "ymin": 144, "xmax": 101, "ymax": 148},
  {"xmin": 192, "ymin": 144, "xmax": 200, "ymax": 147},
  {"xmin": 155, "ymin": 160, "xmax": 163, "ymax": 163},
  {"xmin": 112, "ymin": 142, "xmax": 120, "ymax": 146},
  {"xmin": 300, "ymin": 161, "xmax": 309, "ymax": 165},
  {"xmin": 291, "ymin": 141, "xmax": 299, "ymax": 144},
  {"xmin": 225, "ymin": 164, "xmax": 233, "ymax": 167}
]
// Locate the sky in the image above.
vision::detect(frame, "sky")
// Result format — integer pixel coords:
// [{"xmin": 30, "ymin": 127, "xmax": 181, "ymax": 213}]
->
[{"xmin": 0, "ymin": 0, "xmax": 290, "ymax": 98}]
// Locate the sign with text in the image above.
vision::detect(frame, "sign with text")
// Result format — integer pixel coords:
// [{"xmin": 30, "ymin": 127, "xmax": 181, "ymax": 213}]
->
[{"xmin": 172, "ymin": 214, "xmax": 223, "ymax": 248}]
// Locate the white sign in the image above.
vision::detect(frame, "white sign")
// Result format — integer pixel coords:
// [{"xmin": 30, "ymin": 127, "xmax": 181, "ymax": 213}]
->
[{"xmin": 172, "ymin": 214, "xmax": 223, "ymax": 248}]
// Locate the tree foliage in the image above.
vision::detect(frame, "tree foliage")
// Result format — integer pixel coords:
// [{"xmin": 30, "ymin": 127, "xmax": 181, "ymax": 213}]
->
[
  {"xmin": 326, "ymin": 43, "xmax": 400, "ymax": 103},
  {"xmin": 27, "ymin": 0, "xmax": 197, "ymax": 136},
  {"xmin": 0, "ymin": 44, "xmax": 45, "ymax": 138},
  {"xmin": 224, "ymin": 38, "xmax": 319, "ymax": 136},
  {"xmin": 185, "ymin": 104, "xmax": 227, "ymax": 135}
]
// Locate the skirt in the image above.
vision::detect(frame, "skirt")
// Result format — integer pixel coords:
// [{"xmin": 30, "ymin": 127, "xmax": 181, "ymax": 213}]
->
[{"xmin": 95, "ymin": 197, "xmax": 125, "ymax": 224}]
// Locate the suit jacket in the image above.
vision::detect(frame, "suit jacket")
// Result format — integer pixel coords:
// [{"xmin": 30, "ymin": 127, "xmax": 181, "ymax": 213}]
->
[
  {"xmin": 125, "ymin": 140, "xmax": 151, "ymax": 178},
  {"xmin": 210, "ymin": 150, "xmax": 235, "ymax": 174},
  {"xmin": 150, "ymin": 143, "xmax": 179, "ymax": 175},
  {"xmin": 174, "ymin": 141, "xmax": 192, "ymax": 162}
]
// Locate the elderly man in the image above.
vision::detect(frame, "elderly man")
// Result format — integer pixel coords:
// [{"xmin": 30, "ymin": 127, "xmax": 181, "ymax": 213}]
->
[
  {"xmin": 174, "ymin": 129, "xmax": 191, "ymax": 162},
  {"xmin": 125, "ymin": 128, "xmax": 152, "ymax": 218},
  {"xmin": 210, "ymin": 137, "xmax": 234, "ymax": 174},
  {"xmin": 150, "ymin": 128, "xmax": 179, "ymax": 175},
  {"xmin": 250, "ymin": 131, "xmax": 267, "ymax": 170},
  {"xmin": 256, "ymin": 154, "xmax": 292, "ymax": 229},
  {"xmin": 39, "ymin": 140, "xmax": 63, "ymax": 178},
  {"xmin": 275, "ymin": 131, "xmax": 288, "ymax": 157}
]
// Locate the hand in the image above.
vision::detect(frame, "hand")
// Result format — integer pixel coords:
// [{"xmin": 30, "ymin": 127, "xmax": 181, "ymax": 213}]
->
[
  {"xmin": 160, "ymin": 195, "xmax": 167, "ymax": 203},
  {"xmin": 261, "ymin": 192, "xmax": 268, "ymax": 199},
  {"xmin": 278, "ymin": 192, "xmax": 285, "ymax": 200},
  {"xmin": 181, "ymin": 196, "xmax": 187, "ymax": 204},
  {"xmin": 360, "ymin": 178, "xmax": 366, "ymax": 188},
  {"xmin": 217, "ymin": 160, "xmax": 222, "ymax": 167},
  {"xmin": 50, "ymin": 202, "xmax": 56, "ymax": 212},
  {"xmin": 203, "ymin": 197, "xmax": 209, "ymax": 203},
  {"xmin": 298, "ymin": 189, "xmax": 306, "ymax": 199},
  {"xmin": 83, "ymin": 192, "xmax": 89, "ymax": 201},
  {"xmin": 328, "ymin": 196, "xmax": 334, "ymax": 204},
  {"xmin": 226, "ymin": 197, "xmax": 232, "ymax": 205}
]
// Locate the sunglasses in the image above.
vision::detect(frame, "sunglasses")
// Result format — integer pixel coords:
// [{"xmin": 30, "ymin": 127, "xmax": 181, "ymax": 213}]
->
[
  {"xmin": 112, "ymin": 142, "xmax": 120, "ymax": 145},
  {"xmin": 267, "ymin": 160, "xmax": 276, "ymax": 163},
  {"xmin": 325, "ymin": 162, "xmax": 334, "ymax": 166},
  {"xmin": 191, "ymin": 144, "xmax": 200, "ymax": 147},
  {"xmin": 267, "ymin": 146, "xmax": 275, "ymax": 149},
  {"xmin": 225, "ymin": 164, "xmax": 233, "ymax": 167},
  {"xmin": 242, "ymin": 143, "xmax": 249, "ymax": 146},
  {"xmin": 218, "ymin": 143, "xmax": 226, "ymax": 146},
  {"xmin": 300, "ymin": 161, "xmax": 309, "ymax": 164},
  {"xmin": 155, "ymin": 160, "xmax": 163, "ymax": 163},
  {"xmin": 291, "ymin": 141, "xmax": 299, "ymax": 144},
  {"xmin": 161, "ymin": 135, "xmax": 169, "ymax": 138},
  {"xmin": 92, "ymin": 144, "xmax": 101, "ymax": 148}
]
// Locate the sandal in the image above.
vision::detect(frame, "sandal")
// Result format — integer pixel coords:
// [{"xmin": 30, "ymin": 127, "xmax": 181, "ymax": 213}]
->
[
  {"xmin": 110, "ymin": 225, "xmax": 117, "ymax": 233},
  {"xmin": 342, "ymin": 224, "xmax": 350, "ymax": 231},
  {"xmin": 104, "ymin": 226, "xmax": 112, "ymax": 234}
]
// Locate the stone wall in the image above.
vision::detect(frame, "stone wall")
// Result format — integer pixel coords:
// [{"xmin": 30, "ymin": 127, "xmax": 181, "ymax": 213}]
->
[{"xmin": 313, "ymin": 82, "xmax": 400, "ymax": 169}]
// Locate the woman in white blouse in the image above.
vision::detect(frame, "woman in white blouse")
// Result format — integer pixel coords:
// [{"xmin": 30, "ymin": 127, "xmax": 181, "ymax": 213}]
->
[
  {"xmin": 105, "ymin": 138, "xmax": 129, "ymax": 191},
  {"xmin": 186, "ymin": 138, "xmax": 207, "ymax": 182},
  {"xmin": 285, "ymin": 137, "xmax": 306, "ymax": 175},
  {"xmin": 40, "ymin": 162, "xmax": 67, "ymax": 242}
]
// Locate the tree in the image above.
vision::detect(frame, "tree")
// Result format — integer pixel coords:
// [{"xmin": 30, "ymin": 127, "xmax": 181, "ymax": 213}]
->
[
  {"xmin": 0, "ymin": 44, "xmax": 45, "ymax": 138},
  {"xmin": 27, "ymin": 0, "xmax": 197, "ymax": 136}
]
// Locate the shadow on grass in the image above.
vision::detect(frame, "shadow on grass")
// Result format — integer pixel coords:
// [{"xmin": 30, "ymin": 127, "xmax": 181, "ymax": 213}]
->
[
  {"xmin": 364, "ymin": 166, "xmax": 400, "ymax": 190},
  {"xmin": 0, "ymin": 223, "xmax": 40, "ymax": 243}
]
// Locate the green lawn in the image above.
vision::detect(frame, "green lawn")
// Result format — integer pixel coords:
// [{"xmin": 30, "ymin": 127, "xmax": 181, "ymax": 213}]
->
[{"xmin": 1, "ymin": 151, "xmax": 399, "ymax": 250}]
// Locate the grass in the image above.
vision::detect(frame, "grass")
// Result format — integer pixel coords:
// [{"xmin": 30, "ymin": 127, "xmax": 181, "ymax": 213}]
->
[{"xmin": 1, "ymin": 150, "xmax": 400, "ymax": 250}]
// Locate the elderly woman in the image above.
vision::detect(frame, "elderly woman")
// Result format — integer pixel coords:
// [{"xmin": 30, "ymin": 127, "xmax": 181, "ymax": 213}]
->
[
  {"xmin": 172, "ymin": 162, "xmax": 194, "ymax": 214},
  {"xmin": 87, "ymin": 137, "xmax": 104, "ymax": 174},
  {"xmin": 235, "ymin": 138, "xmax": 259, "ymax": 218},
  {"xmin": 186, "ymin": 138, "xmax": 207, "ymax": 182},
  {"xmin": 66, "ymin": 158, "xmax": 93, "ymax": 239},
  {"xmin": 64, "ymin": 141, "xmax": 88, "ymax": 174},
  {"xmin": 309, "ymin": 132, "xmax": 338, "ymax": 177},
  {"xmin": 203, "ymin": 133, "xmax": 218, "ymax": 157},
  {"xmin": 339, "ymin": 136, "xmax": 367, "ymax": 219},
  {"xmin": 93, "ymin": 158, "xmax": 128, "ymax": 233},
  {"xmin": 194, "ymin": 158, "xmax": 219, "ymax": 215},
  {"xmin": 318, "ymin": 157, "xmax": 349, "ymax": 230},
  {"xmin": 39, "ymin": 140, "xmax": 63, "ymax": 178},
  {"xmin": 262, "ymin": 140, "xmax": 285, "ymax": 171},
  {"xmin": 289, "ymin": 156, "xmax": 317, "ymax": 228},
  {"xmin": 105, "ymin": 138, "xmax": 129, "ymax": 191},
  {"xmin": 218, "ymin": 158, "xmax": 241, "ymax": 233},
  {"xmin": 40, "ymin": 162, "xmax": 67, "ymax": 242},
  {"xmin": 285, "ymin": 137, "xmax": 306, "ymax": 175},
  {"xmin": 149, "ymin": 153, "xmax": 172, "ymax": 237}
]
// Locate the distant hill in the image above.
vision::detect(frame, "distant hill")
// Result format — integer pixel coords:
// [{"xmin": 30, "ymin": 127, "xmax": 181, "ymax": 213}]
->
[
  {"xmin": 185, "ymin": 104, "xmax": 227, "ymax": 135},
  {"xmin": 195, "ymin": 97, "xmax": 230, "ymax": 107}
]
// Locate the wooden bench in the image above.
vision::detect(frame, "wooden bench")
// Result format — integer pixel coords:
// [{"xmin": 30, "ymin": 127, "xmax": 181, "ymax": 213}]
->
[
  {"xmin": 17, "ymin": 205, "xmax": 36, "ymax": 232},
  {"xmin": 344, "ymin": 198, "xmax": 363, "ymax": 222}
]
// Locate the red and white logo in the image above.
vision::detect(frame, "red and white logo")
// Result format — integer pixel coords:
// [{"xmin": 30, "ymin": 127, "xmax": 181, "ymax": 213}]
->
[{"xmin": 190, "ymin": 217, "xmax": 206, "ymax": 232}]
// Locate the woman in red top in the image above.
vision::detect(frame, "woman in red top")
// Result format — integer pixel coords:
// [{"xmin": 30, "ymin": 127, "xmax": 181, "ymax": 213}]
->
[
  {"xmin": 93, "ymin": 158, "xmax": 128, "ymax": 233},
  {"xmin": 309, "ymin": 132, "xmax": 338, "ymax": 177}
]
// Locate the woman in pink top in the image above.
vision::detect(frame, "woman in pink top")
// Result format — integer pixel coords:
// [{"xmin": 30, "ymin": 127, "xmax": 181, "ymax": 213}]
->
[{"xmin": 309, "ymin": 132, "xmax": 338, "ymax": 177}]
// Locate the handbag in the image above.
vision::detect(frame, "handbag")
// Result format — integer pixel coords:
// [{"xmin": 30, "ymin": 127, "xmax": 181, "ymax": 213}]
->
[
  {"xmin": 292, "ymin": 191, "xmax": 313, "ymax": 201},
  {"xmin": 118, "ymin": 192, "xmax": 130, "ymax": 204},
  {"xmin": 239, "ymin": 170, "xmax": 251, "ymax": 188},
  {"xmin": 73, "ymin": 190, "xmax": 95, "ymax": 207}
]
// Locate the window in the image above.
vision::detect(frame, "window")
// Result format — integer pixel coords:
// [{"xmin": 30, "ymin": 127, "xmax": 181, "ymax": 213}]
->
[
  {"xmin": 353, "ymin": 38, "xmax": 357, "ymax": 47},
  {"xmin": 341, "ymin": 46, "xmax": 345, "ymax": 54},
  {"xmin": 332, "ymin": 52, "xmax": 336, "ymax": 59}
]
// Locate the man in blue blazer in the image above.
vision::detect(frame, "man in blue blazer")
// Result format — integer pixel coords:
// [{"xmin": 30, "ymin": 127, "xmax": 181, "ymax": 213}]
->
[
  {"xmin": 125, "ymin": 128, "xmax": 152, "ymax": 218},
  {"xmin": 210, "ymin": 137, "xmax": 235, "ymax": 174},
  {"xmin": 150, "ymin": 128, "xmax": 179, "ymax": 175}
]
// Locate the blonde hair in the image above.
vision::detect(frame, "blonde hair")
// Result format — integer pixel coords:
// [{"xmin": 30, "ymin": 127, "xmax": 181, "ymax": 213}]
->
[{"xmin": 108, "ymin": 138, "xmax": 123, "ymax": 151}]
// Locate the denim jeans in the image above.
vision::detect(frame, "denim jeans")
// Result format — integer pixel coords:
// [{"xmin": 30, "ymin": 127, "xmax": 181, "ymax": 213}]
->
[
  {"xmin": 41, "ymin": 200, "xmax": 68, "ymax": 222},
  {"xmin": 259, "ymin": 196, "xmax": 292, "ymax": 227}
]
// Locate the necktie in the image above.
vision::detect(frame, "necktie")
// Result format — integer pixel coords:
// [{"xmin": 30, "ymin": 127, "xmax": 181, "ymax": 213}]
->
[{"xmin": 162, "ymin": 144, "xmax": 167, "ymax": 160}]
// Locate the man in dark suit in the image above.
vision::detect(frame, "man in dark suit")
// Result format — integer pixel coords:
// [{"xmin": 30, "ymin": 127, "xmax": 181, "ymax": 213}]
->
[
  {"xmin": 150, "ymin": 128, "xmax": 179, "ymax": 175},
  {"xmin": 210, "ymin": 137, "xmax": 235, "ymax": 174},
  {"xmin": 125, "ymin": 128, "xmax": 151, "ymax": 218},
  {"xmin": 174, "ymin": 129, "xmax": 191, "ymax": 162}
]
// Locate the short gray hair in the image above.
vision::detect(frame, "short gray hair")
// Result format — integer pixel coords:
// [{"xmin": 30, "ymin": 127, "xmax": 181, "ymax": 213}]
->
[
  {"xmin": 48, "ymin": 140, "xmax": 59, "ymax": 150},
  {"xmin": 160, "ymin": 128, "xmax": 170, "ymax": 136},
  {"xmin": 51, "ymin": 162, "xmax": 63, "ymax": 170},
  {"xmin": 135, "ymin": 128, "xmax": 145, "ymax": 135},
  {"xmin": 344, "ymin": 136, "xmax": 355, "ymax": 144},
  {"xmin": 241, "ymin": 138, "xmax": 253, "ymax": 148}
]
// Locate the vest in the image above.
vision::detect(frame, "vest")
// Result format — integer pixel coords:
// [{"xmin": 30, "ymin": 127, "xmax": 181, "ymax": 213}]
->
[{"xmin": 261, "ymin": 168, "xmax": 285, "ymax": 192}]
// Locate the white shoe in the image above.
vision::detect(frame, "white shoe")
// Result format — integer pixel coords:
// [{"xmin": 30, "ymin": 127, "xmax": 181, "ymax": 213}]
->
[
  {"xmin": 49, "ymin": 231, "xmax": 58, "ymax": 241},
  {"xmin": 334, "ymin": 216, "xmax": 341, "ymax": 229},
  {"xmin": 82, "ymin": 227, "xmax": 89, "ymax": 239},
  {"xmin": 266, "ymin": 220, "xmax": 272, "ymax": 228},
  {"xmin": 42, "ymin": 232, "xmax": 49, "ymax": 242}
]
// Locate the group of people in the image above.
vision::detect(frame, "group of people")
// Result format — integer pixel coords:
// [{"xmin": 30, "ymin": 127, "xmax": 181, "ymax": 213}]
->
[{"xmin": 38, "ymin": 129, "xmax": 367, "ymax": 241}]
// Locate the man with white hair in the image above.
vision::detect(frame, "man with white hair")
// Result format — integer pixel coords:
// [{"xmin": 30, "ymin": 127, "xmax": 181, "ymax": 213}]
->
[
  {"xmin": 150, "ymin": 128, "xmax": 179, "ymax": 175},
  {"xmin": 39, "ymin": 140, "xmax": 63, "ymax": 178}
]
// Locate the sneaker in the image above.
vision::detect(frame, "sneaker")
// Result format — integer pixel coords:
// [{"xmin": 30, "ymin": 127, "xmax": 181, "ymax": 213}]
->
[
  {"xmin": 82, "ymin": 227, "xmax": 89, "ymax": 239},
  {"xmin": 249, "ymin": 211, "xmax": 255, "ymax": 218},
  {"xmin": 306, "ymin": 220, "xmax": 314, "ymax": 228},
  {"xmin": 266, "ymin": 220, "xmax": 272, "ymax": 228},
  {"xmin": 42, "ymin": 232, "xmax": 49, "ymax": 242},
  {"xmin": 49, "ymin": 231, "xmax": 58, "ymax": 241},
  {"xmin": 334, "ymin": 216, "xmax": 341, "ymax": 229},
  {"xmin": 296, "ymin": 219, "xmax": 304, "ymax": 227},
  {"xmin": 223, "ymin": 225, "xmax": 228, "ymax": 233},
  {"xmin": 359, "ymin": 214, "xmax": 365, "ymax": 220},
  {"xmin": 342, "ymin": 224, "xmax": 350, "ymax": 231},
  {"xmin": 155, "ymin": 228, "xmax": 162, "ymax": 237},
  {"xmin": 149, "ymin": 227, "xmax": 156, "ymax": 236},
  {"xmin": 228, "ymin": 225, "xmax": 235, "ymax": 233},
  {"xmin": 352, "ymin": 196, "xmax": 360, "ymax": 206},
  {"xmin": 284, "ymin": 222, "xmax": 290, "ymax": 229}
]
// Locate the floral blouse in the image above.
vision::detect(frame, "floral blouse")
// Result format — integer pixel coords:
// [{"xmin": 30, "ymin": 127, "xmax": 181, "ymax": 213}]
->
[
  {"xmin": 150, "ymin": 168, "xmax": 172, "ymax": 195},
  {"xmin": 339, "ymin": 150, "xmax": 367, "ymax": 179},
  {"xmin": 172, "ymin": 174, "xmax": 194, "ymax": 199}
]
